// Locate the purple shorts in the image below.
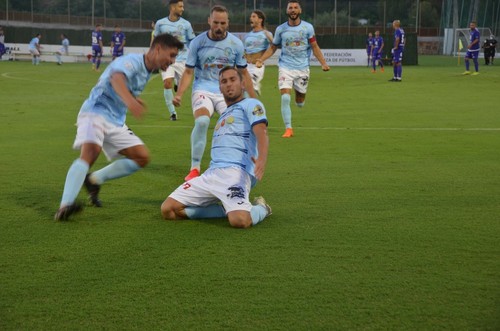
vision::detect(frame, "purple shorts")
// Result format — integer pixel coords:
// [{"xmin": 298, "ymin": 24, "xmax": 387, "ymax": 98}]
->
[
  {"xmin": 465, "ymin": 50, "xmax": 479, "ymax": 59},
  {"xmin": 392, "ymin": 49, "xmax": 403, "ymax": 63},
  {"xmin": 92, "ymin": 46, "xmax": 102, "ymax": 57}
]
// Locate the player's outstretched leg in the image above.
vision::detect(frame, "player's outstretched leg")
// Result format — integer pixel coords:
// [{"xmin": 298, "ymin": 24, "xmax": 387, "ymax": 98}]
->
[
  {"xmin": 163, "ymin": 88, "xmax": 177, "ymax": 120},
  {"xmin": 55, "ymin": 158, "xmax": 89, "ymax": 220}
]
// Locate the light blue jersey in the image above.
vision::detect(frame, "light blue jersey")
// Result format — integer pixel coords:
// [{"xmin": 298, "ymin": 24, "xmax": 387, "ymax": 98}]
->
[
  {"xmin": 29, "ymin": 37, "xmax": 39, "ymax": 50},
  {"xmin": 79, "ymin": 54, "xmax": 151, "ymax": 126},
  {"xmin": 244, "ymin": 30, "xmax": 272, "ymax": 54},
  {"xmin": 186, "ymin": 31, "xmax": 248, "ymax": 94},
  {"xmin": 273, "ymin": 20, "xmax": 315, "ymax": 70},
  {"xmin": 62, "ymin": 38, "xmax": 69, "ymax": 52},
  {"xmin": 210, "ymin": 98, "xmax": 268, "ymax": 181},
  {"xmin": 154, "ymin": 17, "xmax": 195, "ymax": 62}
]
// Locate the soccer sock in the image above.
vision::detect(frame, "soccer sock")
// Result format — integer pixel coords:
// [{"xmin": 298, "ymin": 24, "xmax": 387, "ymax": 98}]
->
[
  {"xmin": 185, "ymin": 204, "xmax": 226, "ymax": 219},
  {"xmin": 191, "ymin": 116, "xmax": 210, "ymax": 169},
  {"xmin": 397, "ymin": 65, "xmax": 403, "ymax": 79},
  {"xmin": 281, "ymin": 93, "xmax": 292, "ymax": 129},
  {"xmin": 465, "ymin": 59, "xmax": 470, "ymax": 71},
  {"xmin": 91, "ymin": 158, "xmax": 141, "ymax": 185},
  {"xmin": 96, "ymin": 58, "xmax": 101, "ymax": 69},
  {"xmin": 60, "ymin": 159, "xmax": 89, "ymax": 207},
  {"xmin": 163, "ymin": 88, "xmax": 176, "ymax": 116},
  {"xmin": 250, "ymin": 204, "xmax": 267, "ymax": 225},
  {"xmin": 32, "ymin": 56, "xmax": 36, "ymax": 65},
  {"xmin": 473, "ymin": 58, "xmax": 479, "ymax": 72},
  {"xmin": 372, "ymin": 59, "xmax": 377, "ymax": 70},
  {"xmin": 296, "ymin": 102, "xmax": 305, "ymax": 108},
  {"xmin": 393, "ymin": 65, "xmax": 397, "ymax": 79},
  {"xmin": 56, "ymin": 53, "xmax": 61, "ymax": 63}
]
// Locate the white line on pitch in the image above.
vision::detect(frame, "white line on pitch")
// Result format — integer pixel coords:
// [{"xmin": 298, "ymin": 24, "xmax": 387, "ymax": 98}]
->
[{"xmin": 132, "ymin": 125, "xmax": 500, "ymax": 131}]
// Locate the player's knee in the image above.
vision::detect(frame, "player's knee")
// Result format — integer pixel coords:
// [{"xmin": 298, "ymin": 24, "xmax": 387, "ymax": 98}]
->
[
  {"xmin": 194, "ymin": 115, "xmax": 210, "ymax": 129},
  {"xmin": 228, "ymin": 214, "xmax": 252, "ymax": 229},
  {"xmin": 161, "ymin": 200, "xmax": 175, "ymax": 220},
  {"xmin": 133, "ymin": 151, "xmax": 150, "ymax": 168},
  {"xmin": 163, "ymin": 80, "xmax": 174, "ymax": 89}
]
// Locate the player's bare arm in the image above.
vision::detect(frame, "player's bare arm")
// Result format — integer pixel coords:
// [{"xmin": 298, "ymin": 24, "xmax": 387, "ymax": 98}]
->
[
  {"xmin": 173, "ymin": 67, "xmax": 194, "ymax": 107},
  {"xmin": 255, "ymin": 44, "xmax": 277, "ymax": 68},
  {"xmin": 239, "ymin": 68, "xmax": 257, "ymax": 98},
  {"xmin": 110, "ymin": 72, "xmax": 146, "ymax": 118},
  {"xmin": 251, "ymin": 123, "xmax": 269, "ymax": 181},
  {"xmin": 311, "ymin": 41, "xmax": 330, "ymax": 71}
]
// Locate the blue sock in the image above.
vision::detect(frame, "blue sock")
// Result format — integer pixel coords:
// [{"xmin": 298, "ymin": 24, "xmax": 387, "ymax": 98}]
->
[
  {"xmin": 372, "ymin": 60, "xmax": 377, "ymax": 70},
  {"xmin": 281, "ymin": 94, "xmax": 292, "ymax": 129},
  {"xmin": 296, "ymin": 102, "xmax": 305, "ymax": 108},
  {"xmin": 250, "ymin": 205, "xmax": 267, "ymax": 225},
  {"xmin": 185, "ymin": 204, "xmax": 226, "ymax": 219},
  {"xmin": 393, "ymin": 65, "xmax": 397, "ymax": 78},
  {"xmin": 473, "ymin": 58, "xmax": 479, "ymax": 72},
  {"xmin": 397, "ymin": 65, "xmax": 402, "ymax": 79},
  {"xmin": 32, "ymin": 57, "xmax": 36, "ymax": 65},
  {"xmin": 96, "ymin": 58, "xmax": 101, "ymax": 69},
  {"xmin": 465, "ymin": 59, "xmax": 470, "ymax": 71},
  {"xmin": 56, "ymin": 53, "xmax": 61, "ymax": 63},
  {"xmin": 191, "ymin": 116, "xmax": 210, "ymax": 169},
  {"xmin": 163, "ymin": 89, "xmax": 176, "ymax": 116},
  {"xmin": 60, "ymin": 159, "xmax": 89, "ymax": 207},
  {"xmin": 91, "ymin": 158, "xmax": 141, "ymax": 185}
]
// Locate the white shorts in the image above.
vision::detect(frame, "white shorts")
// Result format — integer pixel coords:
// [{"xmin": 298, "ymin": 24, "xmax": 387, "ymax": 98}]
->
[
  {"xmin": 169, "ymin": 167, "xmax": 252, "ymax": 213},
  {"xmin": 29, "ymin": 49, "xmax": 40, "ymax": 56},
  {"xmin": 161, "ymin": 61, "xmax": 186, "ymax": 84},
  {"xmin": 191, "ymin": 90, "xmax": 227, "ymax": 116},
  {"xmin": 73, "ymin": 113, "xmax": 144, "ymax": 161},
  {"xmin": 278, "ymin": 67, "xmax": 310, "ymax": 94},
  {"xmin": 247, "ymin": 63, "xmax": 265, "ymax": 92}
]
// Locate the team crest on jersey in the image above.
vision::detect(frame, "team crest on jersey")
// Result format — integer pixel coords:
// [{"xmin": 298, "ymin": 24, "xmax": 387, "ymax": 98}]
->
[
  {"xmin": 252, "ymin": 105, "xmax": 264, "ymax": 116},
  {"xmin": 224, "ymin": 47, "xmax": 233, "ymax": 57},
  {"xmin": 124, "ymin": 61, "xmax": 134, "ymax": 70},
  {"xmin": 227, "ymin": 116, "xmax": 234, "ymax": 124}
]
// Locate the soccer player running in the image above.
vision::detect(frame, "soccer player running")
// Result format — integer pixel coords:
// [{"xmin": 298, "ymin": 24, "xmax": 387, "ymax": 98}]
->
[
  {"xmin": 371, "ymin": 30, "xmax": 384, "ymax": 73},
  {"xmin": 54, "ymin": 34, "xmax": 184, "ymax": 221},
  {"xmin": 173, "ymin": 5, "xmax": 256, "ymax": 181},
  {"xmin": 110, "ymin": 25, "xmax": 126, "ymax": 61},
  {"xmin": 161, "ymin": 67, "xmax": 271, "ymax": 229},
  {"xmin": 389, "ymin": 20, "xmax": 405, "ymax": 82},
  {"xmin": 28, "ymin": 33, "xmax": 42, "ymax": 65},
  {"xmin": 55, "ymin": 34, "xmax": 69, "ymax": 65},
  {"xmin": 244, "ymin": 10, "xmax": 273, "ymax": 96},
  {"xmin": 255, "ymin": 0, "xmax": 330, "ymax": 138},
  {"xmin": 154, "ymin": 0, "xmax": 195, "ymax": 121},
  {"xmin": 91, "ymin": 24, "xmax": 104, "ymax": 71},
  {"xmin": 463, "ymin": 21, "xmax": 481, "ymax": 75},
  {"xmin": 366, "ymin": 32, "xmax": 373, "ymax": 67}
]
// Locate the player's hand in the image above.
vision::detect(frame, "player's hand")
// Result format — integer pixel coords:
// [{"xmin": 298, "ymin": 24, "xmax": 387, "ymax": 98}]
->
[
  {"xmin": 255, "ymin": 59, "xmax": 263, "ymax": 68},
  {"xmin": 173, "ymin": 95, "xmax": 182, "ymax": 107},
  {"xmin": 251, "ymin": 157, "xmax": 266, "ymax": 181},
  {"xmin": 322, "ymin": 64, "xmax": 330, "ymax": 71},
  {"xmin": 129, "ymin": 98, "xmax": 147, "ymax": 119}
]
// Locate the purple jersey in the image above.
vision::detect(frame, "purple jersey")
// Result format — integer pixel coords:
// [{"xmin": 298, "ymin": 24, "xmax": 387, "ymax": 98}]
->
[
  {"xmin": 469, "ymin": 28, "xmax": 480, "ymax": 51},
  {"xmin": 112, "ymin": 32, "xmax": 125, "ymax": 47},
  {"xmin": 366, "ymin": 37, "xmax": 373, "ymax": 54},
  {"xmin": 394, "ymin": 28, "xmax": 405, "ymax": 50},
  {"xmin": 373, "ymin": 36, "xmax": 384, "ymax": 52},
  {"xmin": 92, "ymin": 30, "xmax": 102, "ymax": 50}
]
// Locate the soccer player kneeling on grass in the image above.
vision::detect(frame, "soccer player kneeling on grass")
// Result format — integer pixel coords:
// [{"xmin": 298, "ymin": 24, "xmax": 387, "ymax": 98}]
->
[
  {"xmin": 54, "ymin": 34, "xmax": 184, "ymax": 221},
  {"xmin": 161, "ymin": 67, "xmax": 271, "ymax": 229}
]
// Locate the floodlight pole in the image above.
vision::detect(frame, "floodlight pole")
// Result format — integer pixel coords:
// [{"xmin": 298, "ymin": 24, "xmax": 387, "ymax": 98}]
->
[
  {"xmin": 6, "ymin": 0, "xmax": 8, "ymax": 22},
  {"xmin": 92, "ymin": 0, "xmax": 94, "ymax": 27}
]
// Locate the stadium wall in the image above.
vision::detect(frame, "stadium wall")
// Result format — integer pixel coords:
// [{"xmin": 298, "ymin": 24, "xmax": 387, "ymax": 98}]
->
[{"xmin": 1, "ymin": 25, "xmax": 418, "ymax": 65}]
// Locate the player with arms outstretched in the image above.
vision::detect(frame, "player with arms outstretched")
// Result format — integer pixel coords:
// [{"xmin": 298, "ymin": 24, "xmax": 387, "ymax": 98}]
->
[{"xmin": 256, "ymin": 0, "xmax": 330, "ymax": 138}]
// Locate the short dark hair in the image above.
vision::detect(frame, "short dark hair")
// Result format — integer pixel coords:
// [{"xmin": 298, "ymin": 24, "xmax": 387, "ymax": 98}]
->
[
  {"xmin": 252, "ymin": 10, "xmax": 266, "ymax": 28},
  {"xmin": 169, "ymin": 0, "xmax": 182, "ymax": 5},
  {"xmin": 211, "ymin": 5, "xmax": 228, "ymax": 15},
  {"xmin": 218, "ymin": 66, "xmax": 242, "ymax": 80},
  {"xmin": 288, "ymin": 0, "xmax": 301, "ymax": 5},
  {"xmin": 151, "ymin": 33, "xmax": 184, "ymax": 51}
]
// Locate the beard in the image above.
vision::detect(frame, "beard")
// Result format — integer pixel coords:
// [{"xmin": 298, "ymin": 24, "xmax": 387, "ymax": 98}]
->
[{"xmin": 287, "ymin": 12, "xmax": 300, "ymax": 21}]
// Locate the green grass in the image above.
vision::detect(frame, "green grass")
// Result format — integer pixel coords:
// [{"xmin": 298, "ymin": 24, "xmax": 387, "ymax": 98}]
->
[{"xmin": 0, "ymin": 56, "xmax": 499, "ymax": 330}]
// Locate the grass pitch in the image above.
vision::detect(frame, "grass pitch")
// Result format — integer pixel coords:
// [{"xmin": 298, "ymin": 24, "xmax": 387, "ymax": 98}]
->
[{"xmin": 0, "ymin": 56, "xmax": 499, "ymax": 330}]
